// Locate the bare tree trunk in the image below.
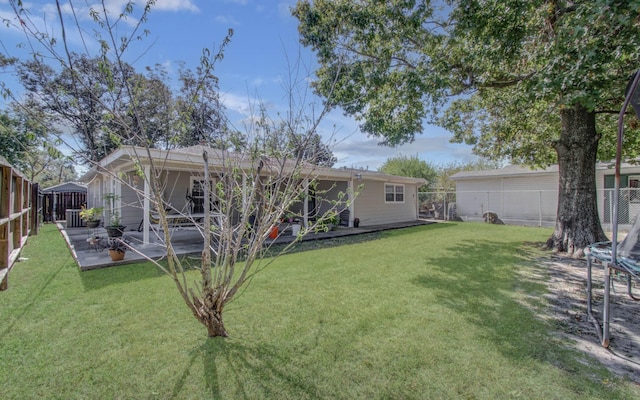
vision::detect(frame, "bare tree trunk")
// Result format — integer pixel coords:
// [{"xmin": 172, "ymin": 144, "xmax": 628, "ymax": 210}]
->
[
  {"xmin": 192, "ymin": 294, "xmax": 228, "ymax": 337},
  {"xmin": 195, "ymin": 150, "xmax": 229, "ymax": 337},
  {"xmin": 203, "ymin": 303, "xmax": 227, "ymax": 338},
  {"xmin": 547, "ymin": 105, "xmax": 607, "ymax": 257}
]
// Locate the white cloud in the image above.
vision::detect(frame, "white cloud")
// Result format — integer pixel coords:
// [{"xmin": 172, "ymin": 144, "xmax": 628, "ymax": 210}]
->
[
  {"xmin": 227, "ymin": 0, "xmax": 249, "ymax": 4},
  {"xmin": 277, "ymin": 1, "xmax": 295, "ymax": 18},
  {"xmin": 331, "ymin": 131, "xmax": 475, "ymax": 170},
  {"xmin": 214, "ymin": 15, "xmax": 240, "ymax": 25},
  {"xmin": 220, "ymin": 91, "xmax": 254, "ymax": 116},
  {"xmin": 153, "ymin": 0, "xmax": 199, "ymax": 12}
]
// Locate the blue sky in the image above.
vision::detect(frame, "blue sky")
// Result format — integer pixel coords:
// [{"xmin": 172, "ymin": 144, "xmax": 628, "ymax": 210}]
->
[{"xmin": 0, "ymin": 0, "xmax": 475, "ymax": 170}]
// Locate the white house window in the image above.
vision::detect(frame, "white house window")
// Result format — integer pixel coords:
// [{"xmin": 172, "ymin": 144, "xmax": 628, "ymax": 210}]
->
[
  {"xmin": 190, "ymin": 178, "xmax": 216, "ymax": 213},
  {"xmin": 385, "ymin": 184, "xmax": 404, "ymax": 203}
]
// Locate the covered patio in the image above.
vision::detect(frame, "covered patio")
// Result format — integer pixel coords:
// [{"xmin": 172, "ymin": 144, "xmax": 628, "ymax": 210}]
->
[{"xmin": 59, "ymin": 219, "xmax": 432, "ymax": 271}]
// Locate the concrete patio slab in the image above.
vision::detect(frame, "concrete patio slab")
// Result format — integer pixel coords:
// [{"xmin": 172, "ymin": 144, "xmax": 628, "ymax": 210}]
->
[{"xmin": 58, "ymin": 219, "xmax": 432, "ymax": 271}]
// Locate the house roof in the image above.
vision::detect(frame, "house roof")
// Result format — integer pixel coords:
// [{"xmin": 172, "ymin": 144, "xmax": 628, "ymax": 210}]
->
[
  {"xmin": 450, "ymin": 165, "xmax": 558, "ymax": 180},
  {"xmin": 79, "ymin": 145, "xmax": 428, "ymax": 186},
  {"xmin": 41, "ymin": 181, "xmax": 88, "ymax": 193},
  {"xmin": 450, "ymin": 162, "xmax": 640, "ymax": 180}
]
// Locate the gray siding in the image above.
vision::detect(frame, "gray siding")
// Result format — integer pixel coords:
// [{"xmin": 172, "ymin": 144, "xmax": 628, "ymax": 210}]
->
[
  {"xmin": 163, "ymin": 171, "xmax": 192, "ymax": 213},
  {"xmin": 354, "ymin": 181, "xmax": 418, "ymax": 226},
  {"xmin": 315, "ymin": 180, "xmax": 348, "ymax": 217},
  {"xmin": 119, "ymin": 172, "xmax": 144, "ymax": 229},
  {"xmin": 117, "ymin": 170, "xmax": 195, "ymax": 229}
]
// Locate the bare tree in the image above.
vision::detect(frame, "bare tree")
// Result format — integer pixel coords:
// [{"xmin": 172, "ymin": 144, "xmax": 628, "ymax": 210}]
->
[{"xmin": 5, "ymin": 0, "xmax": 351, "ymax": 336}]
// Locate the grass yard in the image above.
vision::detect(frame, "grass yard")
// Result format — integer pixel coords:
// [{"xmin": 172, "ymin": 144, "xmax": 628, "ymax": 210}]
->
[{"xmin": 1, "ymin": 223, "xmax": 639, "ymax": 399}]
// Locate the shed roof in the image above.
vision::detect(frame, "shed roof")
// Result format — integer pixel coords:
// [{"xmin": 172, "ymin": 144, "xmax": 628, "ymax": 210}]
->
[
  {"xmin": 42, "ymin": 182, "xmax": 88, "ymax": 193},
  {"xmin": 450, "ymin": 165, "xmax": 558, "ymax": 180},
  {"xmin": 450, "ymin": 162, "xmax": 640, "ymax": 181}
]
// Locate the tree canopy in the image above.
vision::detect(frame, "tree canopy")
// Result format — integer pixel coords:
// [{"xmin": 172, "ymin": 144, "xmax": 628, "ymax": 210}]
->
[
  {"xmin": 379, "ymin": 154, "xmax": 436, "ymax": 190},
  {"xmin": 294, "ymin": 1, "xmax": 640, "ymax": 163},
  {"xmin": 0, "ymin": 104, "xmax": 74, "ymax": 184},
  {"xmin": 294, "ymin": 0, "xmax": 640, "ymax": 255}
]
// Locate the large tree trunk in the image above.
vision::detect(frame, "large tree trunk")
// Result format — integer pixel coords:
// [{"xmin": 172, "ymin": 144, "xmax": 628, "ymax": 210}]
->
[{"xmin": 546, "ymin": 105, "xmax": 608, "ymax": 257}]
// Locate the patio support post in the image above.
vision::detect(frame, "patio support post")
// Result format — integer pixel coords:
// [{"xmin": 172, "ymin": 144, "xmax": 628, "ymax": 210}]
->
[
  {"xmin": 303, "ymin": 179, "xmax": 309, "ymax": 227},
  {"xmin": 242, "ymin": 174, "xmax": 247, "ymax": 212},
  {"xmin": 143, "ymin": 165, "xmax": 150, "ymax": 245},
  {"xmin": 348, "ymin": 178, "xmax": 355, "ymax": 227}
]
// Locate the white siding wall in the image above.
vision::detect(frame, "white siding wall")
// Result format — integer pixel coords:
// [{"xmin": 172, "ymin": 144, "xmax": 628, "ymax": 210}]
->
[
  {"xmin": 501, "ymin": 175, "xmax": 557, "ymax": 221},
  {"xmin": 354, "ymin": 181, "xmax": 418, "ymax": 226},
  {"xmin": 454, "ymin": 179, "xmax": 502, "ymax": 219},
  {"xmin": 455, "ymin": 173, "xmax": 558, "ymax": 223}
]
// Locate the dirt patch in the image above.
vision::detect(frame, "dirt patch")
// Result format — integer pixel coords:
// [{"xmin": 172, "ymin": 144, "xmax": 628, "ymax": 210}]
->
[{"xmin": 538, "ymin": 254, "xmax": 640, "ymax": 383}]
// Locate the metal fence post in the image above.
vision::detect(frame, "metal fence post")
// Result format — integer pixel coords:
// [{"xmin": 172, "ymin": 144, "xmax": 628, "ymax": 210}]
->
[
  {"xmin": 486, "ymin": 192, "xmax": 490, "ymax": 216},
  {"xmin": 609, "ymin": 190, "xmax": 613, "ymax": 232},
  {"xmin": 539, "ymin": 191, "xmax": 543, "ymax": 227}
]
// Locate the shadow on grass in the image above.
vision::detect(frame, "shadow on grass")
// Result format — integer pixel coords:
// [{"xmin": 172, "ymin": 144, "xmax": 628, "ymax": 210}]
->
[
  {"xmin": 2, "ymin": 227, "xmax": 74, "ymax": 336},
  {"xmin": 78, "ymin": 224, "xmax": 449, "ymax": 291},
  {"xmin": 269, "ymin": 222, "xmax": 454, "ymax": 258},
  {"xmin": 79, "ymin": 261, "xmax": 165, "ymax": 291},
  {"xmin": 410, "ymin": 239, "xmax": 622, "ymax": 393},
  {"xmin": 1, "ymin": 262, "xmax": 68, "ymax": 337},
  {"xmin": 171, "ymin": 338, "xmax": 322, "ymax": 399}
]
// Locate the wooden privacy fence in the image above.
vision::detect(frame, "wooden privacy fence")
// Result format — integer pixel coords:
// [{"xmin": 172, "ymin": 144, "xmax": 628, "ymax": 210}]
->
[
  {"xmin": 0, "ymin": 156, "xmax": 35, "ymax": 291},
  {"xmin": 43, "ymin": 191, "xmax": 86, "ymax": 222}
]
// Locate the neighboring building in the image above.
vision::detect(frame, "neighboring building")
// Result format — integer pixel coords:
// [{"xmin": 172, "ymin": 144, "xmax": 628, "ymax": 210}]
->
[
  {"xmin": 41, "ymin": 182, "xmax": 88, "ymax": 223},
  {"xmin": 451, "ymin": 163, "xmax": 640, "ymax": 228},
  {"xmin": 79, "ymin": 145, "xmax": 427, "ymax": 244}
]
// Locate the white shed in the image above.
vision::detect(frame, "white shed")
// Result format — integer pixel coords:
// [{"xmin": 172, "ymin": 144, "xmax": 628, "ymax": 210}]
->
[{"xmin": 451, "ymin": 163, "xmax": 640, "ymax": 228}]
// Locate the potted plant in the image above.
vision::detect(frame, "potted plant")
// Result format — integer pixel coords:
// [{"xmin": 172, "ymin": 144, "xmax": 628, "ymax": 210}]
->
[
  {"xmin": 79, "ymin": 206, "xmax": 103, "ymax": 228},
  {"xmin": 318, "ymin": 213, "xmax": 340, "ymax": 232},
  {"xmin": 108, "ymin": 239, "xmax": 128, "ymax": 261},
  {"xmin": 105, "ymin": 211, "xmax": 126, "ymax": 237},
  {"xmin": 103, "ymin": 193, "xmax": 126, "ymax": 237}
]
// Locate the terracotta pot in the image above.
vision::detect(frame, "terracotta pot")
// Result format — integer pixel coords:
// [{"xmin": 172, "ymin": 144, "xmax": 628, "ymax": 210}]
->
[
  {"xmin": 109, "ymin": 249, "xmax": 125, "ymax": 261},
  {"xmin": 269, "ymin": 226, "xmax": 279, "ymax": 239}
]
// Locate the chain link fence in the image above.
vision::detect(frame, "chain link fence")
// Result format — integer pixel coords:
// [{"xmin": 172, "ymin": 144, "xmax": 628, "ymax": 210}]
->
[{"xmin": 419, "ymin": 189, "xmax": 640, "ymax": 230}]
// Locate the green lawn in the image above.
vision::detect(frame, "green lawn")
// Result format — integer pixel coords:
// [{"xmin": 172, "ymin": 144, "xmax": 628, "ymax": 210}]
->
[{"xmin": 1, "ymin": 223, "xmax": 638, "ymax": 399}]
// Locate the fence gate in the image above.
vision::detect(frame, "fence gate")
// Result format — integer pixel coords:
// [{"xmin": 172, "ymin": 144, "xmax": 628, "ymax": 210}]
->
[{"xmin": 43, "ymin": 192, "xmax": 87, "ymax": 222}]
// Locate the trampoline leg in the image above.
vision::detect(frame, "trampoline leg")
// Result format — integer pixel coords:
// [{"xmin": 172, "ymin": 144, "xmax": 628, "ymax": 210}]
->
[
  {"xmin": 602, "ymin": 265, "xmax": 611, "ymax": 348},
  {"xmin": 628, "ymin": 275, "xmax": 640, "ymax": 301},
  {"xmin": 587, "ymin": 256, "xmax": 593, "ymax": 316}
]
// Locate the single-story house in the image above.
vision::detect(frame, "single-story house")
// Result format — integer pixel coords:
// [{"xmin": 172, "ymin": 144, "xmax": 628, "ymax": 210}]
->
[
  {"xmin": 450, "ymin": 163, "xmax": 640, "ymax": 228},
  {"xmin": 79, "ymin": 145, "xmax": 427, "ymax": 245}
]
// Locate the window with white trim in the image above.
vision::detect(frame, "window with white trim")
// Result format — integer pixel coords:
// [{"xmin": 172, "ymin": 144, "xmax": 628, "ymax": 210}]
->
[
  {"xmin": 385, "ymin": 184, "xmax": 404, "ymax": 203},
  {"xmin": 190, "ymin": 178, "xmax": 217, "ymax": 213}
]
